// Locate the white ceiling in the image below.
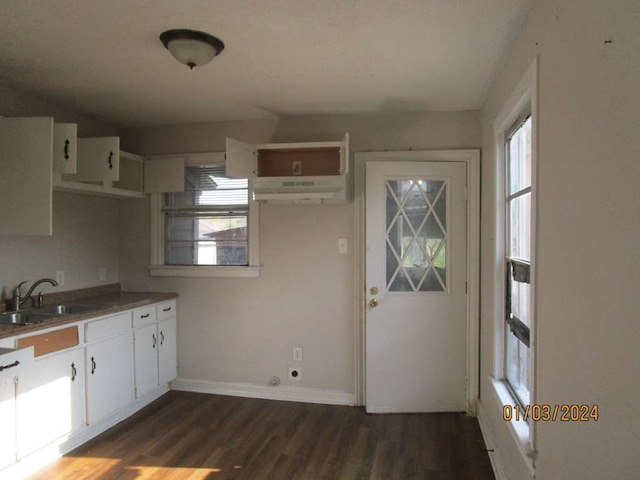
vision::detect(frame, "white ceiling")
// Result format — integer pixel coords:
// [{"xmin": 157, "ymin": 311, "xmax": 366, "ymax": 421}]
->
[{"xmin": 0, "ymin": 0, "xmax": 531, "ymax": 128}]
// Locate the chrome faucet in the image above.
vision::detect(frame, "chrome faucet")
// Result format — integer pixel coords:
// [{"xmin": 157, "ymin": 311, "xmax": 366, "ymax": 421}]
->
[{"xmin": 11, "ymin": 278, "xmax": 59, "ymax": 311}]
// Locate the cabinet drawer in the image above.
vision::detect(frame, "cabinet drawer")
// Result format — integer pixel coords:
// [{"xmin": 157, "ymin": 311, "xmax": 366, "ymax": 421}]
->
[
  {"xmin": 0, "ymin": 347, "xmax": 33, "ymax": 379},
  {"xmin": 86, "ymin": 312, "xmax": 131, "ymax": 343},
  {"xmin": 156, "ymin": 300, "xmax": 176, "ymax": 321},
  {"xmin": 17, "ymin": 326, "xmax": 78, "ymax": 357},
  {"xmin": 132, "ymin": 306, "xmax": 156, "ymax": 328}
]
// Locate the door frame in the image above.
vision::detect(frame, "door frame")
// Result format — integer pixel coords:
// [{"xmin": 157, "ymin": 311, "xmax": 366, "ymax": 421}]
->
[{"xmin": 354, "ymin": 150, "xmax": 480, "ymax": 414}]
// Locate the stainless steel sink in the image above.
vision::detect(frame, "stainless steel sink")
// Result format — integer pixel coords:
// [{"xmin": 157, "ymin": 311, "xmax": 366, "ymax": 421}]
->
[
  {"xmin": 0, "ymin": 304, "xmax": 103, "ymax": 326},
  {"xmin": 38, "ymin": 304, "xmax": 102, "ymax": 315},
  {"xmin": 0, "ymin": 311, "xmax": 54, "ymax": 325}
]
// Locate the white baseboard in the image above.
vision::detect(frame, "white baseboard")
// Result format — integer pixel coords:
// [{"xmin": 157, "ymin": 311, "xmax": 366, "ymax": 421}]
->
[
  {"xmin": 172, "ymin": 377, "xmax": 356, "ymax": 406},
  {"xmin": 477, "ymin": 401, "xmax": 508, "ymax": 480}
]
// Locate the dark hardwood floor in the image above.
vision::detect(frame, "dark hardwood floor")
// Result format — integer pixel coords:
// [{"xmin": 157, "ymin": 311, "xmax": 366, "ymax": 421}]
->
[{"xmin": 29, "ymin": 391, "xmax": 495, "ymax": 480}]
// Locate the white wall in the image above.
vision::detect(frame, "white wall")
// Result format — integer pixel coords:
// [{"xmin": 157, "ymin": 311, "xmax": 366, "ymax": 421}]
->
[
  {"xmin": 119, "ymin": 111, "xmax": 480, "ymax": 395},
  {"xmin": 0, "ymin": 86, "xmax": 120, "ymax": 302},
  {"xmin": 480, "ymin": 1, "xmax": 640, "ymax": 479}
]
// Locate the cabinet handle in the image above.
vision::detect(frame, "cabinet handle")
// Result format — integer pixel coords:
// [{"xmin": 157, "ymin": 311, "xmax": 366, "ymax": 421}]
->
[
  {"xmin": 141, "ymin": 313, "xmax": 150, "ymax": 319},
  {"xmin": 108, "ymin": 151, "xmax": 113, "ymax": 169},
  {"xmin": 71, "ymin": 362, "xmax": 77, "ymax": 382},
  {"xmin": 91, "ymin": 357, "xmax": 96, "ymax": 374},
  {"xmin": 64, "ymin": 139, "xmax": 70, "ymax": 160},
  {"xmin": 152, "ymin": 333, "xmax": 157, "ymax": 349},
  {"xmin": 163, "ymin": 307, "xmax": 171, "ymax": 312},
  {"xmin": 0, "ymin": 360, "xmax": 19, "ymax": 371},
  {"xmin": 160, "ymin": 331, "xmax": 165, "ymax": 346}
]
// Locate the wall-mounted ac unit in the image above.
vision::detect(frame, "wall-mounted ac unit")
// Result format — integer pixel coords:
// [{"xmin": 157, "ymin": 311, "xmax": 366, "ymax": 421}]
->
[{"xmin": 225, "ymin": 134, "xmax": 352, "ymax": 204}]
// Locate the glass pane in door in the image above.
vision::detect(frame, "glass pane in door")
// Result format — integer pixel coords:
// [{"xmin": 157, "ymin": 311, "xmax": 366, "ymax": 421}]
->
[{"xmin": 386, "ymin": 179, "xmax": 448, "ymax": 292}]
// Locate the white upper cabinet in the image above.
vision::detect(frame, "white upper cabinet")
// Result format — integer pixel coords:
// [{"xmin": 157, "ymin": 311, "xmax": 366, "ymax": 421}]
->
[
  {"xmin": 67, "ymin": 137, "xmax": 120, "ymax": 183},
  {"xmin": 55, "ymin": 150, "xmax": 184, "ymax": 198},
  {"xmin": 0, "ymin": 117, "xmax": 53, "ymax": 235},
  {"xmin": 226, "ymin": 134, "xmax": 350, "ymax": 179},
  {"xmin": 52, "ymin": 123, "xmax": 77, "ymax": 175},
  {"xmin": 113, "ymin": 150, "xmax": 144, "ymax": 192},
  {"xmin": 225, "ymin": 134, "xmax": 352, "ymax": 204}
]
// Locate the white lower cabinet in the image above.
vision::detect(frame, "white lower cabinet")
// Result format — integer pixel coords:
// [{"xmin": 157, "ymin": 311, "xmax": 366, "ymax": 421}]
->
[
  {"xmin": 0, "ymin": 347, "xmax": 32, "ymax": 471},
  {"xmin": 0, "ymin": 299, "xmax": 177, "ymax": 475},
  {"xmin": 85, "ymin": 331, "xmax": 134, "ymax": 425},
  {"xmin": 133, "ymin": 323, "xmax": 159, "ymax": 398},
  {"xmin": 0, "ymin": 373, "xmax": 18, "ymax": 471},
  {"xmin": 133, "ymin": 305, "xmax": 177, "ymax": 399},
  {"xmin": 16, "ymin": 348, "xmax": 85, "ymax": 458},
  {"xmin": 158, "ymin": 317, "xmax": 177, "ymax": 386}
]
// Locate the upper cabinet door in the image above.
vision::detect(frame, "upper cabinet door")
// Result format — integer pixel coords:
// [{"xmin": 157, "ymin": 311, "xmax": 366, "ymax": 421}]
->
[
  {"xmin": 225, "ymin": 138, "xmax": 257, "ymax": 179},
  {"xmin": 340, "ymin": 133, "xmax": 350, "ymax": 175},
  {"xmin": 144, "ymin": 157, "xmax": 185, "ymax": 193},
  {"xmin": 0, "ymin": 117, "xmax": 53, "ymax": 236},
  {"xmin": 71, "ymin": 137, "xmax": 120, "ymax": 182},
  {"xmin": 53, "ymin": 123, "xmax": 77, "ymax": 175}
]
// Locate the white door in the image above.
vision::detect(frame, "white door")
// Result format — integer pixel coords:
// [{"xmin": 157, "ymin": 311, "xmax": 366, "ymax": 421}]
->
[{"xmin": 366, "ymin": 161, "xmax": 467, "ymax": 413}]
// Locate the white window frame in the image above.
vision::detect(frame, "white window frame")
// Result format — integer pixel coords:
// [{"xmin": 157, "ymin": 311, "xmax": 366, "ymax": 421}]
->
[
  {"xmin": 148, "ymin": 152, "xmax": 261, "ymax": 278},
  {"xmin": 492, "ymin": 58, "xmax": 538, "ymax": 473}
]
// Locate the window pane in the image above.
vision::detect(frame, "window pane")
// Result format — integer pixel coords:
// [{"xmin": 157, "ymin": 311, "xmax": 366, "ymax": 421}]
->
[
  {"xmin": 510, "ymin": 277, "xmax": 531, "ymax": 327},
  {"xmin": 165, "ymin": 166, "xmax": 248, "ymax": 208},
  {"xmin": 504, "ymin": 112, "xmax": 533, "ymax": 408},
  {"xmin": 165, "ymin": 214, "xmax": 248, "ymax": 266},
  {"xmin": 386, "ymin": 179, "xmax": 447, "ymax": 292},
  {"xmin": 508, "ymin": 192, "xmax": 531, "ymax": 261},
  {"xmin": 165, "ymin": 240, "xmax": 247, "ymax": 266},
  {"xmin": 162, "ymin": 163, "xmax": 251, "ymax": 267},
  {"xmin": 506, "ymin": 331, "xmax": 530, "ymax": 405},
  {"xmin": 508, "ymin": 116, "xmax": 532, "ymax": 194}
]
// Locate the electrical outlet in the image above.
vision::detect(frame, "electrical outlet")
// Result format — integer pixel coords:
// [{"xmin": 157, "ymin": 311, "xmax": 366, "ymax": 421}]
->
[
  {"xmin": 55, "ymin": 270, "xmax": 65, "ymax": 287},
  {"xmin": 98, "ymin": 267, "xmax": 106, "ymax": 281},
  {"xmin": 288, "ymin": 367, "xmax": 301, "ymax": 381},
  {"xmin": 292, "ymin": 346, "xmax": 303, "ymax": 362}
]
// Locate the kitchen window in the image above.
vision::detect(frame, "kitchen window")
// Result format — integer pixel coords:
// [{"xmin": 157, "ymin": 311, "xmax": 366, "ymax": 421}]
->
[{"xmin": 149, "ymin": 152, "xmax": 260, "ymax": 277}]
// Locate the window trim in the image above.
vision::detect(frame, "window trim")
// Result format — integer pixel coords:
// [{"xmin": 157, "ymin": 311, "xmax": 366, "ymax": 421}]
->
[
  {"xmin": 491, "ymin": 57, "xmax": 538, "ymax": 470},
  {"xmin": 148, "ymin": 152, "xmax": 261, "ymax": 278}
]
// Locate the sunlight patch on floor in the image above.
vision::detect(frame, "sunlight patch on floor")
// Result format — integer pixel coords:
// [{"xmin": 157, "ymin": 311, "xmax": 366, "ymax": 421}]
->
[{"xmin": 126, "ymin": 465, "xmax": 224, "ymax": 478}]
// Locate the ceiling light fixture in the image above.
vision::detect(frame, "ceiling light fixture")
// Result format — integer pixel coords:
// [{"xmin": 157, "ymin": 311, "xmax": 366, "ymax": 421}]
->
[{"xmin": 159, "ymin": 29, "xmax": 225, "ymax": 69}]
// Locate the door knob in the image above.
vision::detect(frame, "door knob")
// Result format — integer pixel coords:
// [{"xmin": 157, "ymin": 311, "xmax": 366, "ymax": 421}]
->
[
  {"xmin": 369, "ymin": 298, "xmax": 379, "ymax": 308},
  {"xmin": 369, "ymin": 286, "xmax": 379, "ymax": 295}
]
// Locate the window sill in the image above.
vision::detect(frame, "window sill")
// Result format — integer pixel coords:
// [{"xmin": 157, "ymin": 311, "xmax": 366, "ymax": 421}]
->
[
  {"xmin": 148, "ymin": 265, "xmax": 262, "ymax": 278},
  {"xmin": 490, "ymin": 377, "xmax": 536, "ymax": 476}
]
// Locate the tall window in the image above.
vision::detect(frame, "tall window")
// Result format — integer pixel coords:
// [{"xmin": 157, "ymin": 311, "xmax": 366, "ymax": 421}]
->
[
  {"xmin": 163, "ymin": 164, "xmax": 249, "ymax": 266},
  {"xmin": 504, "ymin": 113, "xmax": 532, "ymax": 406}
]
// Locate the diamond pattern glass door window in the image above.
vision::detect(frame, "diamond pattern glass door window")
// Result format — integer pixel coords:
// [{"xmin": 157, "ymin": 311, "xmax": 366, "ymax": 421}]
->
[{"xmin": 385, "ymin": 179, "xmax": 448, "ymax": 292}]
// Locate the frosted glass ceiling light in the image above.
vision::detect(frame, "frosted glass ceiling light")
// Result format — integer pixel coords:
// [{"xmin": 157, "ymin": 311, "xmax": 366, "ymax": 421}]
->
[{"xmin": 159, "ymin": 29, "xmax": 225, "ymax": 69}]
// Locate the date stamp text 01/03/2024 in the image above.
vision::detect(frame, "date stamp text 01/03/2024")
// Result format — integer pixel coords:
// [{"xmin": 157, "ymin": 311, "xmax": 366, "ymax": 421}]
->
[{"xmin": 503, "ymin": 404, "xmax": 599, "ymax": 422}]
